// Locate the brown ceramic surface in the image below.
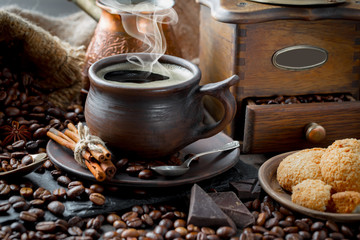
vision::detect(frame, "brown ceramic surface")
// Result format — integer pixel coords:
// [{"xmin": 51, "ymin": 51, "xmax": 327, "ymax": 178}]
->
[
  {"xmin": 258, "ymin": 151, "xmax": 360, "ymax": 223},
  {"xmin": 47, "ymin": 132, "xmax": 240, "ymax": 187},
  {"xmin": 85, "ymin": 53, "xmax": 239, "ymax": 159}
]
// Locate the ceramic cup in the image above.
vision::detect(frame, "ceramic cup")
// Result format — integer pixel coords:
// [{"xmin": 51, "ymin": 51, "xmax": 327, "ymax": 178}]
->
[{"xmin": 85, "ymin": 53, "xmax": 239, "ymax": 159}]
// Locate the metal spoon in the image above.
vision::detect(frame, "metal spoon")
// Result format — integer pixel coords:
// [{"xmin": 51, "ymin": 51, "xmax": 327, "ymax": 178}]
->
[
  {"xmin": 0, "ymin": 153, "xmax": 47, "ymax": 178},
  {"xmin": 151, "ymin": 141, "xmax": 240, "ymax": 177}
]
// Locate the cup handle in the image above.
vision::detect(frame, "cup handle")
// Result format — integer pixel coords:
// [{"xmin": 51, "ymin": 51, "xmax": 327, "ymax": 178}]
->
[{"xmin": 194, "ymin": 74, "xmax": 239, "ymax": 139}]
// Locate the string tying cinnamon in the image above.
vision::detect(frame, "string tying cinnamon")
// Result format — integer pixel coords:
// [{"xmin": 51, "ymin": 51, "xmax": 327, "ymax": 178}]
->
[{"xmin": 74, "ymin": 122, "xmax": 106, "ymax": 167}]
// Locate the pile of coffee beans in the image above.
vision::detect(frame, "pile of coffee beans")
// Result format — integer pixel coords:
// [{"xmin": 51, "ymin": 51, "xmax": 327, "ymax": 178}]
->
[
  {"xmin": 253, "ymin": 94, "xmax": 354, "ymax": 105},
  {"xmin": 0, "ymin": 63, "xmax": 84, "ymax": 172},
  {"xmin": 241, "ymin": 196, "xmax": 360, "ymax": 240},
  {"xmin": 0, "ymin": 172, "xmax": 237, "ymax": 240},
  {"xmin": 115, "ymin": 153, "xmax": 194, "ymax": 180}
]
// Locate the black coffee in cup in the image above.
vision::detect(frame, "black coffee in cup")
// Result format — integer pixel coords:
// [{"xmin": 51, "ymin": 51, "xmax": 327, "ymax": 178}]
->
[{"xmin": 97, "ymin": 62, "xmax": 193, "ymax": 88}]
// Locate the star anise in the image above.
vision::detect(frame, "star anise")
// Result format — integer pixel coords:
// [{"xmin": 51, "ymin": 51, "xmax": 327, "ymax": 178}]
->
[{"xmin": 0, "ymin": 121, "xmax": 32, "ymax": 146}]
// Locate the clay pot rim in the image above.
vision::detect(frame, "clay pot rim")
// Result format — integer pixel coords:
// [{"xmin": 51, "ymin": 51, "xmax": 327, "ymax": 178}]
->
[
  {"xmin": 96, "ymin": 0, "xmax": 175, "ymax": 15},
  {"xmin": 88, "ymin": 53, "xmax": 201, "ymax": 92}
]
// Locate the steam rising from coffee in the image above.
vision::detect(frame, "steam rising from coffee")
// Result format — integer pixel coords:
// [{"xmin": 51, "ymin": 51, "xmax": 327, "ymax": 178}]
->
[{"xmin": 100, "ymin": 0, "xmax": 178, "ymax": 79}]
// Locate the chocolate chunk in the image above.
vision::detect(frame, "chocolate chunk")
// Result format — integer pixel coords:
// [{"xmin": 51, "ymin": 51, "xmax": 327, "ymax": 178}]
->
[
  {"xmin": 187, "ymin": 184, "xmax": 236, "ymax": 229},
  {"xmin": 230, "ymin": 178, "xmax": 261, "ymax": 200},
  {"xmin": 208, "ymin": 191, "xmax": 255, "ymax": 228}
]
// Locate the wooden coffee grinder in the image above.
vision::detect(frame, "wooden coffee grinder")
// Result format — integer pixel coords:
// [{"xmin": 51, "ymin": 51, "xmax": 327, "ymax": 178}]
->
[{"xmin": 197, "ymin": 0, "xmax": 360, "ymax": 153}]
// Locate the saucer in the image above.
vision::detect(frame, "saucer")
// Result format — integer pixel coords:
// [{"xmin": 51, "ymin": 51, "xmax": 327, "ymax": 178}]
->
[
  {"xmin": 258, "ymin": 151, "xmax": 360, "ymax": 223},
  {"xmin": 46, "ymin": 132, "xmax": 240, "ymax": 187}
]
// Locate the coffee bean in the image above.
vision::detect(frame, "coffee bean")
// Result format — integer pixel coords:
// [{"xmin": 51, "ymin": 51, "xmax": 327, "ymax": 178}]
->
[
  {"xmin": 279, "ymin": 220, "xmax": 292, "ymax": 228},
  {"xmin": 113, "ymin": 219, "xmax": 127, "ymax": 229},
  {"xmin": 270, "ymin": 226, "xmax": 284, "ymax": 238},
  {"xmin": 146, "ymin": 231, "xmax": 164, "ymax": 240},
  {"xmin": 65, "ymin": 217, "xmax": 82, "ymax": 229},
  {"xmin": 53, "ymin": 188, "xmax": 66, "ymax": 199},
  {"xmin": 107, "ymin": 213, "xmax": 121, "ymax": 224},
  {"xmin": 142, "ymin": 213, "xmax": 154, "ymax": 226},
  {"xmin": 67, "ymin": 185, "xmax": 85, "ymax": 199},
  {"xmin": 165, "ymin": 230, "xmax": 182, "ymax": 239},
  {"xmin": 11, "ymin": 140, "xmax": 25, "ymax": 150},
  {"xmin": 68, "ymin": 181, "xmax": 83, "ymax": 189},
  {"xmin": 294, "ymin": 219, "xmax": 309, "ymax": 232},
  {"xmin": 35, "ymin": 221, "xmax": 56, "ymax": 232},
  {"xmin": 341, "ymin": 225, "xmax": 354, "ymax": 238},
  {"xmin": 298, "ymin": 231, "xmax": 311, "ymax": 239},
  {"xmin": 28, "ymin": 208, "xmax": 45, "ymax": 219},
  {"xmin": 312, "ymin": 230, "xmax": 327, "ymax": 239},
  {"xmin": 325, "ymin": 220, "xmax": 339, "ymax": 232},
  {"xmin": 5, "ymin": 107, "xmax": 20, "ymax": 117},
  {"xmin": 138, "ymin": 169, "xmax": 154, "ymax": 179},
  {"xmin": 150, "ymin": 209, "xmax": 162, "ymax": 220},
  {"xmin": 25, "ymin": 140, "xmax": 38, "ymax": 152},
  {"xmin": 265, "ymin": 218, "xmax": 278, "ymax": 229},
  {"xmin": 83, "ymin": 228, "xmax": 101, "ymax": 239},
  {"xmin": 311, "ymin": 222, "xmax": 324, "ymax": 232},
  {"xmin": 0, "ymin": 184, "xmax": 11, "ymax": 197},
  {"xmin": 122, "ymin": 211, "xmax": 138, "ymax": 221},
  {"xmin": 252, "ymin": 226, "xmax": 267, "ymax": 234},
  {"xmin": 0, "ymin": 202, "xmax": 10, "ymax": 213},
  {"xmin": 127, "ymin": 217, "xmax": 143, "ymax": 228},
  {"xmin": 57, "ymin": 175, "xmax": 71, "ymax": 186},
  {"xmin": 12, "ymin": 200, "xmax": 30, "ymax": 211},
  {"xmin": 21, "ymin": 155, "xmax": 33, "ymax": 165},
  {"xmin": 47, "ymin": 200, "xmax": 65, "ymax": 216},
  {"xmin": 159, "ymin": 219, "xmax": 173, "ymax": 229},
  {"xmin": 329, "ymin": 232, "xmax": 345, "ymax": 240},
  {"xmin": 86, "ymin": 217, "xmax": 102, "ymax": 230},
  {"xmin": 68, "ymin": 226, "xmax": 83, "ymax": 236},
  {"xmin": 10, "ymin": 222, "xmax": 26, "ymax": 233},
  {"xmin": 33, "ymin": 127, "xmax": 48, "ymax": 139},
  {"xmin": 175, "ymin": 227, "xmax": 188, "ymax": 237},
  {"xmin": 33, "ymin": 187, "xmax": 51, "ymax": 200},
  {"xmin": 155, "ymin": 225, "xmax": 168, "ymax": 236},
  {"xmin": 50, "ymin": 169, "xmax": 62, "ymax": 179},
  {"xmin": 29, "ymin": 199, "xmax": 45, "ymax": 208},
  {"xmin": 283, "ymin": 226, "xmax": 298, "ymax": 234},
  {"xmin": 285, "ymin": 233, "xmax": 301, "ymax": 240},
  {"xmin": 256, "ymin": 212, "xmax": 268, "ymax": 226},
  {"xmin": 201, "ymin": 227, "xmax": 215, "ymax": 235},
  {"xmin": 197, "ymin": 231, "xmax": 207, "ymax": 240},
  {"xmin": 186, "ymin": 232, "xmax": 198, "ymax": 240},
  {"xmin": 115, "ymin": 158, "xmax": 129, "ymax": 169},
  {"xmin": 8, "ymin": 195, "xmax": 25, "ymax": 204},
  {"xmin": 121, "ymin": 228, "xmax": 140, "ymax": 238},
  {"xmin": 89, "ymin": 184, "xmax": 104, "ymax": 193},
  {"xmin": 89, "ymin": 192, "xmax": 106, "ymax": 205},
  {"xmin": 20, "ymin": 211, "xmax": 38, "ymax": 222}
]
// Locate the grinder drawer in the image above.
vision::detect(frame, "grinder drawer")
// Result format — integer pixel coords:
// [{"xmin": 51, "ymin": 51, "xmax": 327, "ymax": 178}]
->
[{"xmin": 242, "ymin": 100, "xmax": 360, "ymax": 153}]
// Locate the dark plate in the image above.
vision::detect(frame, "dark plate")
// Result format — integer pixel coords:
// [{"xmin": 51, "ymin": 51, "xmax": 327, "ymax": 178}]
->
[
  {"xmin": 46, "ymin": 132, "xmax": 240, "ymax": 187},
  {"xmin": 258, "ymin": 151, "xmax": 360, "ymax": 223},
  {"xmin": 247, "ymin": 0, "xmax": 346, "ymax": 5}
]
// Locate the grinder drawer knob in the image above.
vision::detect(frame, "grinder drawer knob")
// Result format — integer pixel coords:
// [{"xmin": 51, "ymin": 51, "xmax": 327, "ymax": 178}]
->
[{"xmin": 305, "ymin": 122, "xmax": 326, "ymax": 143}]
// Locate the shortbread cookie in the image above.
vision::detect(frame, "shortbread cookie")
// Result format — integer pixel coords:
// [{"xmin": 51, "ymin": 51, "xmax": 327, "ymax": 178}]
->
[
  {"xmin": 291, "ymin": 179, "xmax": 332, "ymax": 212},
  {"xmin": 277, "ymin": 148, "xmax": 325, "ymax": 192}
]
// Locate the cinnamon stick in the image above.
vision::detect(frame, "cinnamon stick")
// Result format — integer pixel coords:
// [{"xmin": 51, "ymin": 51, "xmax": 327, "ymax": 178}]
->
[
  {"xmin": 67, "ymin": 122, "xmax": 78, "ymax": 134},
  {"xmin": 64, "ymin": 129, "xmax": 79, "ymax": 142},
  {"xmin": 100, "ymin": 158, "xmax": 117, "ymax": 180},
  {"xmin": 47, "ymin": 130, "xmax": 106, "ymax": 182},
  {"xmin": 64, "ymin": 129, "xmax": 106, "ymax": 162},
  {"xmin": 67, "ymin": 123, "xmax": 112, "ymax": 160}
]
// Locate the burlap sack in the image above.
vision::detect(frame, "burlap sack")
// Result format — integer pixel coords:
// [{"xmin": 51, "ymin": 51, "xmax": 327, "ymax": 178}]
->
[{"xmin": 0, "ymin": 8, "xmax": 92, "ymax": 108}]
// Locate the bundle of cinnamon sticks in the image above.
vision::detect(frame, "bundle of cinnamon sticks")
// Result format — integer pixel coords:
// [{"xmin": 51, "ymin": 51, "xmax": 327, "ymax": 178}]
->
[{"xmin": 46, "ymin": 123, "xmax": 116, "ymax": 182}]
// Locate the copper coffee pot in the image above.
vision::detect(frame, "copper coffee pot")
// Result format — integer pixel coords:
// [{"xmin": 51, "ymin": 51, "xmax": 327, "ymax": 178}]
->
[{"xmin": 81, "ymin": 0, "xmax": 182, "ymax": 92}]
